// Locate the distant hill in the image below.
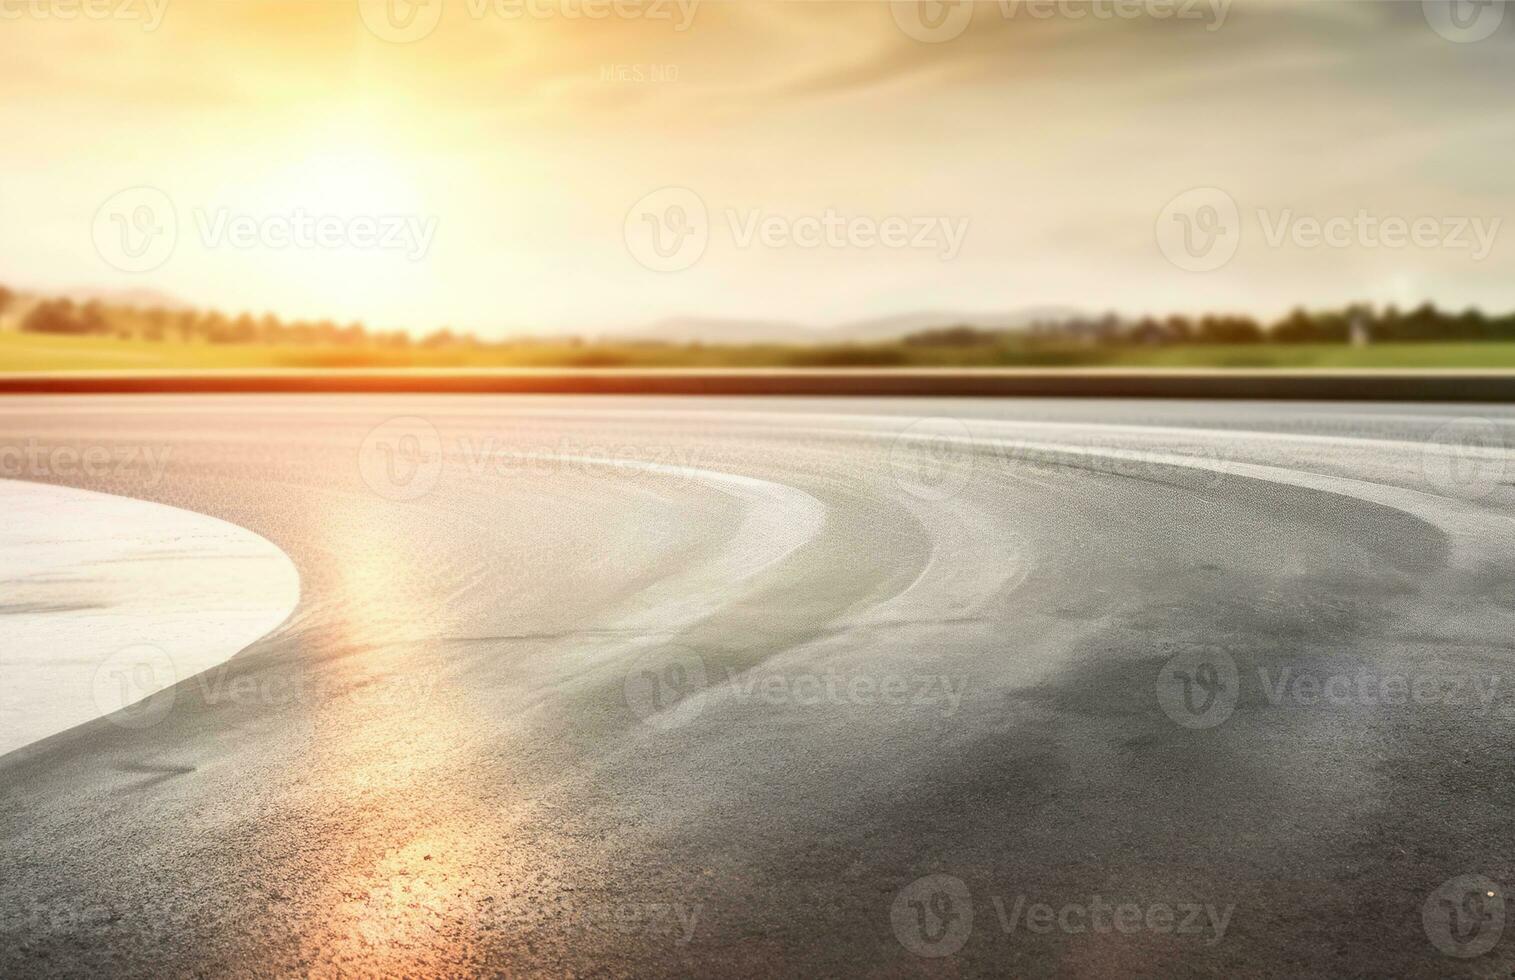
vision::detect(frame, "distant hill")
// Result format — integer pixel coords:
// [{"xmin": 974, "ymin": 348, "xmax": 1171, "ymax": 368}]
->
[
  {"xmin": 836, "ymin": 308, "xmax": 1087, "ymax": 342},
  {"xmin": 618, "ymin": 307, "xmax": 1088, "ymax": 345},
  {"xmin": 612, "ymin": 316, "xmax": 825, "ymax": 345}
]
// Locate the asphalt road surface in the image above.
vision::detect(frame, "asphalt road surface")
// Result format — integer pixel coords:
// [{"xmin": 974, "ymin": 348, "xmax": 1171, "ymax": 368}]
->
[{"xmin": 3, "ymin": 395, "xmax": 1515, "ymax": 977}]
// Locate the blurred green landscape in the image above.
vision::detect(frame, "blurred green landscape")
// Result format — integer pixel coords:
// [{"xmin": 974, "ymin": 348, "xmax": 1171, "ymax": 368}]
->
[
  {"xmin": 7, "ymin": 284, "xmax": 1515, "ymax": 372},
  {"xmin": 11, "ymin": 331, "xmax": 1515, "ymax": 373}
]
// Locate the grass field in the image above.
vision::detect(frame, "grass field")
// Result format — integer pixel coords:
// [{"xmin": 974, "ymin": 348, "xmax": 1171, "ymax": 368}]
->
[{"xmin": 8, "ymin": 331, "xmax": 1515, "ymax": 372}]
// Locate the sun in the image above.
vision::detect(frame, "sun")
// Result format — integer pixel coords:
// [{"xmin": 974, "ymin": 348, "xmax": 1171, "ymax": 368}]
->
[
  {"xmin": 207, "ymin": 141, "xmax": 441, "ymax": 324},
  {"xmin": 257, "ymin": 147, "xmax": 427, "ymax": 219}
]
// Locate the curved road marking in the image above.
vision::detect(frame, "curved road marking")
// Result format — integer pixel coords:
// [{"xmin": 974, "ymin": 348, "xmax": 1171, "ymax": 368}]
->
[{"xmin": 0, "ymin": 478, "xmax": 300, "ymax": 757}]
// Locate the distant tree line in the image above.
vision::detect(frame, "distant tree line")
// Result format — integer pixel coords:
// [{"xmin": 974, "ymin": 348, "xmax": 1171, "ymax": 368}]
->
[
  {"xmin": 1005, "ymin": 303, "xmax": 1515, "ymax": 346},
  {"xmin": 6, "ymin": 292, "xmax": 453, "ymax": 348},
  {"xmin": 7, "ymin": 282, "xmax": 1515, "ymax": 351}
]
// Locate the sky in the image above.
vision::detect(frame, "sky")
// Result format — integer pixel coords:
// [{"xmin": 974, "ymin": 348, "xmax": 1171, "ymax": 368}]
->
[{"xmin": 1, "ymin": 0, "xmax": 1513, "ymax": 337}]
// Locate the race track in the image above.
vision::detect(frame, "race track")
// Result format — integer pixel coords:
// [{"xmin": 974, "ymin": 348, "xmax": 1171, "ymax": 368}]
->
[{"xmin": 2, "ymin": 395, "xmax": 1513, "ymax": 977}]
